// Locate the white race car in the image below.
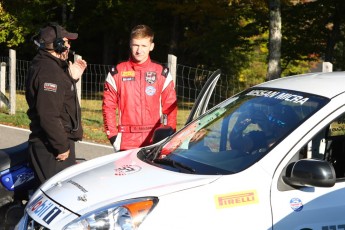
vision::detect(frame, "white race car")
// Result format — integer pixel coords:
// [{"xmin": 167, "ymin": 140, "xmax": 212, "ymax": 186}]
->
[{"xmin": 17, "ymin": 70, "xmax": 345, "ymax": 229}]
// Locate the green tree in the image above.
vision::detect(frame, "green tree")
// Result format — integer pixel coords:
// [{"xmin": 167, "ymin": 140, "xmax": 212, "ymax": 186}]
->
[
  {"xmin": 0, "ymin": 2, "xmax": 26, "ymax": 47},
  {"xmin": 2, "ymin": 0, "xmax": 345, "ymax": 79},
  {"xmin": 1, "ymin": 0, "xmax": 79, "ymax": 58},
  {"xmin": 281, "ymin": 0, "xmax": 345, "ymax": 74},
  {"xmin": 73, "ymin": 0, "xmax": 175, "ymax": 64}
]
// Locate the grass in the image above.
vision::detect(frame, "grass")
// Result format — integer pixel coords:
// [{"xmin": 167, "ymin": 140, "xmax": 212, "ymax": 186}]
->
[{"xmin": 0, "ymin": 93, "xmax": 189, "ymax": 144}]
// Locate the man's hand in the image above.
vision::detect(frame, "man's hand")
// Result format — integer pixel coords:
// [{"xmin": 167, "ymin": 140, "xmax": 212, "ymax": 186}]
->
[
  {"xmin": 69, "ymin": 59, "xmax": 87, "ymax": 80},
  {"xmin": 56, "ymin": 149, "xmax": 70, "ymax": 161}
]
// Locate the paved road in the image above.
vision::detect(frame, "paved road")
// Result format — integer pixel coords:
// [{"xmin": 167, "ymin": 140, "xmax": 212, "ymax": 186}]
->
[{"xmin": 0, "ymin": 124, "xmax": 114, "ymax": 160}]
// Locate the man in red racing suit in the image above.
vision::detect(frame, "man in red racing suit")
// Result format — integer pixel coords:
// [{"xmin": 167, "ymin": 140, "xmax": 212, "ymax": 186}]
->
[{"xmin": 102, "ymin": 25, "xmax": 177, "ymax": 151}]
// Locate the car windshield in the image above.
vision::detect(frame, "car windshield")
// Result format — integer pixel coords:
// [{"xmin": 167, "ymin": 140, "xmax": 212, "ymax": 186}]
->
[{"xmin": 153, "ymin": 88, "xmax": 328, "ymax": 175}]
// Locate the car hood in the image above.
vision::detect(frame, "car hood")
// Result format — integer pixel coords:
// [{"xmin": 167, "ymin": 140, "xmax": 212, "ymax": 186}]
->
[{"xmin": 42, "ymin": 149, "xmax": 219, "ymax": 215}]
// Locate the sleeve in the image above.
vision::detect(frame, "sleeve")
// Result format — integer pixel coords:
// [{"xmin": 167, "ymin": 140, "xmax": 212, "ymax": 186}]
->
[
  {"xmin": 161, "ymin": 71, "xmax": 178, "ymax": 131},
  {"xmin": 102, "ymin": 70, "xmax": 119, "ymax": 139},
  {"xmin": 36, "ymin": 71, "xmax": 69, "ymax": 154}
]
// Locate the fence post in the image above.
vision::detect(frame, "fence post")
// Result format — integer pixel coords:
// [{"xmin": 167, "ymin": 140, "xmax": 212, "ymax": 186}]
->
[
  {"xmin": 0, "ymin": 62, "xmax": 6, "ymax": 108},
  {"xmin": 74, "ymin": 54, "xmax": 82, "ymax": 106},
  {"xmin": 9, "ymin": 49, "xmax": 16, "ymax": 115},
  {"xmin": 322, "ymin": 62, "xmax": 333, "ymax": 72},
  {"xmin": 167, "ymin": 54, "xmax": 177, "ymax": 85}
]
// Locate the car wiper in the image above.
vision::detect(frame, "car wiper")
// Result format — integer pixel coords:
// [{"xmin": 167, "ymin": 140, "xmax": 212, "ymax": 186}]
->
[
  {"xmin": 142, "ymin": 145, "xmax": 163, "ymax": 161},
  {"xmin": 154, "ymin": 158, "xmax": 196, "ymax": 174}
]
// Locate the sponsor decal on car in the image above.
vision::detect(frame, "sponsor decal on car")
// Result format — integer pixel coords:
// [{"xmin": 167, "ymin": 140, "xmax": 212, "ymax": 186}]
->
[
  {"xmin": 246, "ymin": 90, "xmax": 309, "ymax": 105},
  {"xmin": 67, "ymin": 180, "xmax": 88, "ymax": 193},
  {"xmin": 114, "ymin": 165, "xmax": 142, "ymax": 176},
  {"xmin": 290, "ymin": 197, "xmax": 303, "ymax": 212},
  {"xmin": 214, "ymin": 190, "xmax": 259, "ymax": 209},
  {"xmin": 28, "ymin": 195, "xmax": 62, "ymax": 224},
  {"xmin": 12, "ymin": 170, "xmax": 35, "ymax": 190}
]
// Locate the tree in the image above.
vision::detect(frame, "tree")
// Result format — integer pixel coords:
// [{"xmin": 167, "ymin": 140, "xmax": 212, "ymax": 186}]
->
[
  {"xmin": 267, "ymin": 0, "xmax": 282, "ymax": 80},
  {"xmin": 279, "ymin": 0, "xmax": 345, "ymax": 74},
  {"xmin": 0, "ymin": 0, "xmax": 79, "ymax": 59},
  {"xmin": 2, "ymin": 0, "xmax": 345, "ymax": 79},
  {"xmin": 0, "ymin": 2, "xmax": 26, "ymax": 48}
]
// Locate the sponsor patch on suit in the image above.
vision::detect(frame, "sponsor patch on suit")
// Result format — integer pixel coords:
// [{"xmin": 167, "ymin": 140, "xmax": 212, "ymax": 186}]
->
[
  {"xmin": 122, "ymin": 77, "xmax": 135, "ymax": 82},
  {"xmin": 145, "ymin": 71, "xmax": 157, "ymax": 84},
  {"xmin": 145, "ymin": 86, "xmax": 156, "ymax": 96}
]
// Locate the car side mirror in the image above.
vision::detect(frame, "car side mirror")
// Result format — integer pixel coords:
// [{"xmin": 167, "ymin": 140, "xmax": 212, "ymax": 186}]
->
[
  {"xmin": 152, "ymin": 126, "xmax": 175, "ymax": 144},
  {"xmin": 283, "ymin": 159, "xmax": 336, "ymax": 188}
]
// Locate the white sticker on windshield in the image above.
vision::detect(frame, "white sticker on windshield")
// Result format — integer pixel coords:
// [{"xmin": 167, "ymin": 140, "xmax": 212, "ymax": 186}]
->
[{"xmin": 246, "ymin": 90, "xmax": 309, "ymax": 105}]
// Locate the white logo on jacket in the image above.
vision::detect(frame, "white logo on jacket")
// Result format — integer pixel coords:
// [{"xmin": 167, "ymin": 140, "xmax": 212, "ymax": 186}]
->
[
  {"xmin": 44, "ymin": 83, "xmax": 57, "ymax": 92},
  {"xmin": 145, "ymin": 86, "xmax": 156, "ymax": 96}
]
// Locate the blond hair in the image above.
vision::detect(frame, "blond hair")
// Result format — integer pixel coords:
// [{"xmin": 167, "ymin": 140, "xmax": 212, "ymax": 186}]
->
[{"xmin": 130, "ymin": 25, "xmax": 154, "ymax": 42}]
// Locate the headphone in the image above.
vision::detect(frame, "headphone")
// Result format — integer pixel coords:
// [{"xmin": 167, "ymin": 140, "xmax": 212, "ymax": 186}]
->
[
  {"xmin": 33, "ymin": 22, "xmax": 67, "ymax": 53},
  {"xmin": 50, "ymin": 23, "xmax": 68, "ymax": 53}
]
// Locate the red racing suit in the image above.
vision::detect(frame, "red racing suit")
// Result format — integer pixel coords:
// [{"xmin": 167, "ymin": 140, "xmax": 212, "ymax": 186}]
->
[{"xmin": 102, "ymin": 57, "xmax": 177, "ymax": 151}]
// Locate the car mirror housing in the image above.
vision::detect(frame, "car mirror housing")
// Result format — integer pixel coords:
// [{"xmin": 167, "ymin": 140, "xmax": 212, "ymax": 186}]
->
[
  {"xmin": 283, "ymin": 159, "xmax": 336, "ymax": 188},
  {"xmin": 152, "ymin": 126, "xmax": 175, "ymax": 144}
]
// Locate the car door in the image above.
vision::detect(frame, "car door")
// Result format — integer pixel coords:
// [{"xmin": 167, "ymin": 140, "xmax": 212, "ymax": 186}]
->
[
  {"xmin": 185, "ymin": 69, "xmax": 222, "ymax": 125},
  {"xmin": 270, "ymin": 104, "xmax": 345, "ymax": 229}
]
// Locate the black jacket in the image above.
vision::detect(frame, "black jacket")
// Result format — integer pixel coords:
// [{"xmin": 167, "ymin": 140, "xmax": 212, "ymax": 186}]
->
[{"xmin": 25, "ymin": 50, "xmax": 83, "ymax": 154}]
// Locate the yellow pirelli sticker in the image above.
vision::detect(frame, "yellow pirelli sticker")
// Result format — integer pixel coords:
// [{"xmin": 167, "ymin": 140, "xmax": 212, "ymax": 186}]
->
[
  {"xmin": 121, "ymin": 71, "xmax": 135, "ymax": 77},
  {"xmin": 215, "ymin": 190, "xmax": 259, "ymax": 209}
]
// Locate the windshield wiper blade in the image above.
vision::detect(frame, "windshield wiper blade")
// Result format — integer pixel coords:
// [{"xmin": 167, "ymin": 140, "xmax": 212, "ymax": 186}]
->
[
  {"xmin": 154, "ymin": 158, "xmax": 196, "ymax": 173},
  {"xmin": 142, "ymin": 144, "xmax": 165, "ymax": 161}
]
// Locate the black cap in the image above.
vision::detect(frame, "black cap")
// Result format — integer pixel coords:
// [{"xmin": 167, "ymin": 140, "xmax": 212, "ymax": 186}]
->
[{"xmin": 38, "ymin": 24, "xmax": 78, "ymax": 44}]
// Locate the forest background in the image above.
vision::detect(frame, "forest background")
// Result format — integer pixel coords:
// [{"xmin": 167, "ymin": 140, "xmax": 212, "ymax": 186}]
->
[{"xmin": 1, "ymin": 0, "xmax": 345, "ymax": 83}]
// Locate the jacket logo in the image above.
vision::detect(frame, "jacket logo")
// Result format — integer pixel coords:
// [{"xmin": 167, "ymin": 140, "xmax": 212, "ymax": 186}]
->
[
  {"xmin": 145, "ymin": 71, "xmax": 157, "ymax": 84},
  {"xmin": 44, "ymin": 83, "xmax": 57, "ymax": 92},
  {"xmin": 121, "ymin": 71, "xmax": 135, "ymax": 77},
  {"xmin": 145, "ymin": 86, "xmax": 156, "ymax": 96},
  {"xmin": 122, "ymin": 77, "xmax": 135, "ymax": 82}
]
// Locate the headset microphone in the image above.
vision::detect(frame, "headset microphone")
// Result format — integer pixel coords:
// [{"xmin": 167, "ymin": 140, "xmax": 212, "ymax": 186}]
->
[
  {"xmin": 68, "ymin": 49, "xmax": 76, "ymax": 56},
  {"xmin": 33, "ymin": 39, "xmax": 41, "ymax": 48}
]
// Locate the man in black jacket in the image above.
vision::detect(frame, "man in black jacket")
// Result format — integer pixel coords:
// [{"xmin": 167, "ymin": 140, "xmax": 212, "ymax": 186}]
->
[{"xmin": 26, "ymin": 22, "xmax": 87, "ymax": 184}]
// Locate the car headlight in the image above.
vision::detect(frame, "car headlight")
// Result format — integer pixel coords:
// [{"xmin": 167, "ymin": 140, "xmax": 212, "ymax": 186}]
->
[{"xmin": 63, "ymin": 197, "xmax": 158, "ymax": 230}]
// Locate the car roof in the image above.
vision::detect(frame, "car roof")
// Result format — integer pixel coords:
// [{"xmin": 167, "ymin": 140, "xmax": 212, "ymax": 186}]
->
[{"xmin": 254, "ymin": 71, "xmax": 345, "ymax": 99}]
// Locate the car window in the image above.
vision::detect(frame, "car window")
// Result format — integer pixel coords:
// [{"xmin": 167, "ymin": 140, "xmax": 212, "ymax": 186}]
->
[
  {"xmin": 325, "ymin": 114, "xmax": 345, "ymax": 178},
  {"xmin": 157, "ymin": 89, "xmax": 328, "ymax": 175},
  {"xmin": 291, "ymin": 112, "xmax": 345, "ymax": 179}
]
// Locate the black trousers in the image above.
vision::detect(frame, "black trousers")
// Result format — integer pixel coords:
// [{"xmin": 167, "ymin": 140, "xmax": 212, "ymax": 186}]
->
[{"xmin": 28, "ymin": 139, "xmax": 76, "ymax": 185}]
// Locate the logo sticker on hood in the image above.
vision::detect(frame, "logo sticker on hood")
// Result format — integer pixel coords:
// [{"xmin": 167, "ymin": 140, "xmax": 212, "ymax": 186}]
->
[
  {"xmin": 67, "ymin": 180, "xmax": 88, "ymax": 193},
  {"xmin": 214, "ymin": 190, "xmax": 259, "ymax": 209},
  {"xmin": 28, "ymin": 195, "xmax": 62, "ymax": 224},
  {"xmin": 114, "ymin": 165, "xmax": 142, "ymax": 176}
]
